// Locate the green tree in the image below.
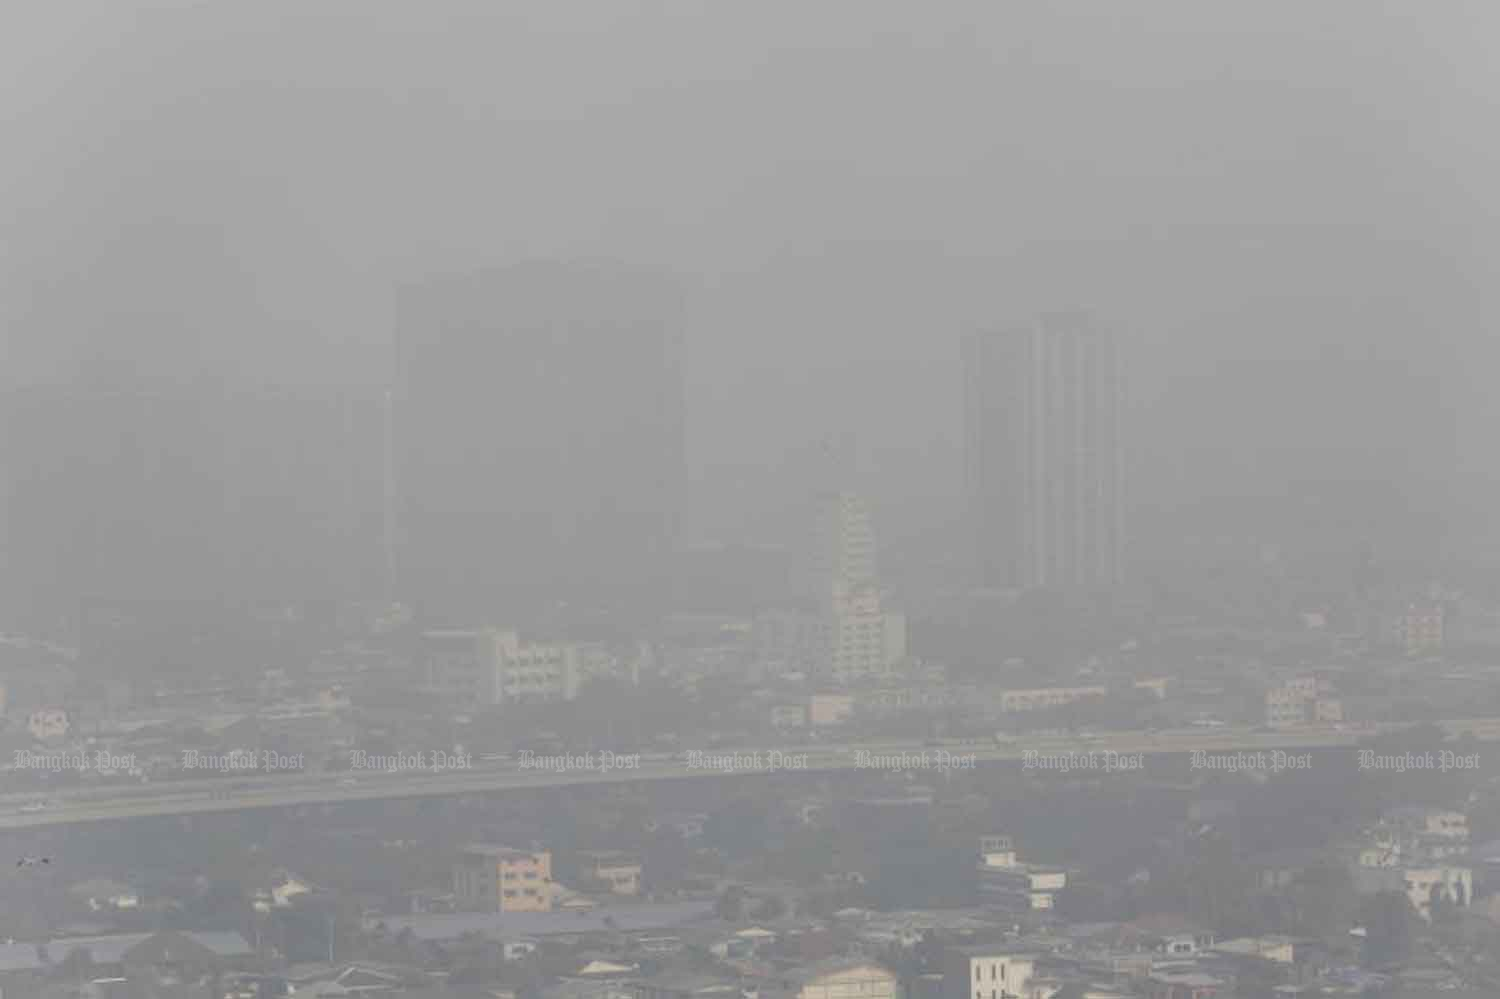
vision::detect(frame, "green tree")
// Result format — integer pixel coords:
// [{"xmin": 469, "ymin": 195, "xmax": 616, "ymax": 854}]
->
[
  {"xmin": 1359, "ymin": 892, "xmax": 1418, "ymax": 969},
  {"xmin": 1147, "ymin": 833, "xmax": 1262, "ymax": 937},
  {"xmin": 714, "ymin": 885, "xmax": 746, "ymax": 921},
  {"xmin": 1234, "ymin": 958, "xmax": 1289, "ymax": 999},
  {"xmin": 1284, "ymin": 862, "xmax": 1359, "ymax": 941}
]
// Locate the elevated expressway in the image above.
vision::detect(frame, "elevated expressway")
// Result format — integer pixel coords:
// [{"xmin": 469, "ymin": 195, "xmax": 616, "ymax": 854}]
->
[{"xmin": 2, "ymin": 718, "xmax": 1497, "ymax": 831}]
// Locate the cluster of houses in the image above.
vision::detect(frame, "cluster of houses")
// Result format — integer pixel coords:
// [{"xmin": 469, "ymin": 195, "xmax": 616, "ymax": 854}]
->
[{"xmin": 1353, "ymin": 806, "xmax": 1478, "ymax": 922}]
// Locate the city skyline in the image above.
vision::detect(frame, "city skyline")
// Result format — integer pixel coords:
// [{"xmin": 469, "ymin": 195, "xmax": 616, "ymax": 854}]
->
[{"xmin": 0, "ymin": 4, "xmax": 1498, "ymax": 989}]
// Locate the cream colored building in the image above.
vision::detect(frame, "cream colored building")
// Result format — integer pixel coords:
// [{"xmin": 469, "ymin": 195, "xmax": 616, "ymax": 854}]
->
[
  {"xmin": 976, "ymin": 855, "xmax": 1067, "ymax": 912},
  {"xmin": 808, "ymin": 492, "xmax": 879, "ymax": 595},
  {"xmin": 978, "ymin": 834, "xmax": 1017, "ymax": 869},
  {"xmin": 1403, "ymin": 865, "xmax": 1472, "ymax": 921},
  {"xmin": 1313, "ymin": 698, "xmax": 1344, "ymax": 723},
  {"xmin": 1132, "ymin": 676, "xmax": 1170, "ymax": 699},
  {"xmin": 1212, "ymin": 937, "xmax": 1297, "ymax": 965},
  {"xmin": 998, "ymin": 687, "xmax": 1106, "ymax": 713},
  {"xmin": 421, "ymin": 627, "xmax": 584, "ymax": 705},
  {"xmin": 28, "ymin": 708, "xmax": 70, "ymax": 741},
  {"xmin": 942, "ymin": 948, "xmax": 1037, "ymax": 999},
  {"xmin": 579, "ymin": 850, "xmax": 642, "ymax": 896},
  {"xmin": 489, "ymin": 628, "xmax": 584, "ymax": 705},
  {"xmin": 756, "ymin": 488, "xmax": 907, "ymax": 683},
  {"xmin": 827, "ymin": 584, "xmax": 907, "ymax": 683},
  {"xmin": 453, "ymin": 843, "xmax": 553, "ymax": 912},
  {"xmin": 1391, "ymin": 807, "xmax": 1469, "ymax": 841},
  {"xmin": 778, "ymin": 961, "xmax": 901, "ymax": 999},
  {"xmin": 1386, "ymin": 807, "xmax": 1471, "ymax": 861},
  {"xmin": 1265, "ymin": 679, "xmax": 1314, "ymax": 728},
  {"xmin": 1401, "ymin": 604, "xmax": 1444, "ymax": 654},
  {"xmin": 1026, "ymin": 869, "xmax": 1067, "ymax": 909},
  {"xmin": 1264, "ymin": 676, "xmax": 1340, "ymax": 728},
  {"xmin": 810, "ymin": 692, "xmax": 856, "ymax": 727},
  {"xmin": 754, "ymin": 596, "xmax": 907, "ymax": 683}
]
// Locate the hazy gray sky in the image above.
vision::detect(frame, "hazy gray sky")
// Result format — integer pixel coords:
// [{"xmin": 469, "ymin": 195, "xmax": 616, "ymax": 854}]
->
[{"xmin": 2, "ymin": 0, "xmax": 1496, "ymax": 542}]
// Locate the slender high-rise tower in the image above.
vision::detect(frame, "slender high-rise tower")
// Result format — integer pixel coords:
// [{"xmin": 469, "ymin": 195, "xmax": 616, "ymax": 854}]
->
[
  {"xmin": 964, "ymin": 312, "xmax": 1124, "ymax": 590},
  {"xmin": 808, "ymin": 490, "xmax": 878, "ymax": 600}
]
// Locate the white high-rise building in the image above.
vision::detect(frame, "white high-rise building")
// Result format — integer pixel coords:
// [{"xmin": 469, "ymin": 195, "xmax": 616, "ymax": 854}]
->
[
  {"xmin": 808, "ymin": 491, "xmax": 878, "ymax": 596},
  {"xmin": 757, "ymin": 487, "xmax": 906, "ymax": 683}
]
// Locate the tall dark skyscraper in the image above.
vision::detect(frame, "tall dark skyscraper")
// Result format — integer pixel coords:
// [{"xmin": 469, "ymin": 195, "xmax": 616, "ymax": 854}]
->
[
  {"xmin": 963, "ymin": 313, "xmax": 1124, "ymax": 590},
  {"xmin": 394, "ymin": 262, "xmax": 685, "ymax": 624}
]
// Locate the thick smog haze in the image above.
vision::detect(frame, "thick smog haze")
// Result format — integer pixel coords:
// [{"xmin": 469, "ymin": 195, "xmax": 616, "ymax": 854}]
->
[
  {"xmin": 2, "ymin": 1, "xmax": 1495, "ymax": 548},
  {"xmin": 8, "ymin": 3, "xmax": 1500, "ymax": 987}
]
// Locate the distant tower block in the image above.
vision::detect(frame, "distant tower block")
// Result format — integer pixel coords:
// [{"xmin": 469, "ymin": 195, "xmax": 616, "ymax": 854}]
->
[{"xmin": 964, "ymin": 312, "xmax": 1124, "ymax": 589}]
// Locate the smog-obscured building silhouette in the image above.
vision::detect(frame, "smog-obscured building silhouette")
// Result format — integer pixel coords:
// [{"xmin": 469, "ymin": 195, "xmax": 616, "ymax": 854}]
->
[
  {"xmin": 964, "ymin": 313, "xmax": 1124, "ymax": 590},
  {"xmin": 394, "ymin": 262, "xmax": 685, "ymax": 624}
]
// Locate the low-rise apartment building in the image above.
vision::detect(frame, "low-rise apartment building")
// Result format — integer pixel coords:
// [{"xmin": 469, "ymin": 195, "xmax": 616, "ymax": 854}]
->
[
  {"xmin": 753, "ymin": 596, "xmax": 907, "ymax": 685},
  {"xmin": 1265, "ymin": 676, "xmax": 1341, "ymax": 728},
  {"xmin": 809, "ymin": 692, "xmax": 856, "ymax": 726},
  {"xmin": 976, "ymin": 863, "xmax": 1067, "ymax": 911},
  {"xmin": 941, "ymin": 947, "xmax": 1036, "ymax": 999},
  {"xmin": 1403, "ymin": 865, "xmax": 1472, "ymax": 921},
  {"xmin": 997, "ymin": 687, "xmax": 1107, "ymax": 713},
  {"xmin": 28, "ymin": 708, "xmax": 70, "ymax": 741},
  {"xmin": 972, "ymin": 834, "xmax": 1065, "ymax": 910},
  {"xmin": 1388, "ymin": 806, "xmax": 1469, "ymax": 842},
  {"xmin": 1400, "ymin": 604, "xmax": 1445, "ymax": 654},
  {"xmin": 578, "ymin": 851, "xmax": 642, "ymax": 896},
  {"xmin": 420, "ymin": 628, "xmax": 584, "ymax": 706},
  {"xmin": 453, "ymin": 843, "xmax": 553, "ymax": 912},
  {"xmin": 978, "ymin": 834, "xmax": 1016, "ymax": 869},
  {"xmin": 1372, "ymin": 807, "xmax": 1472, "ymax": 863}
]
